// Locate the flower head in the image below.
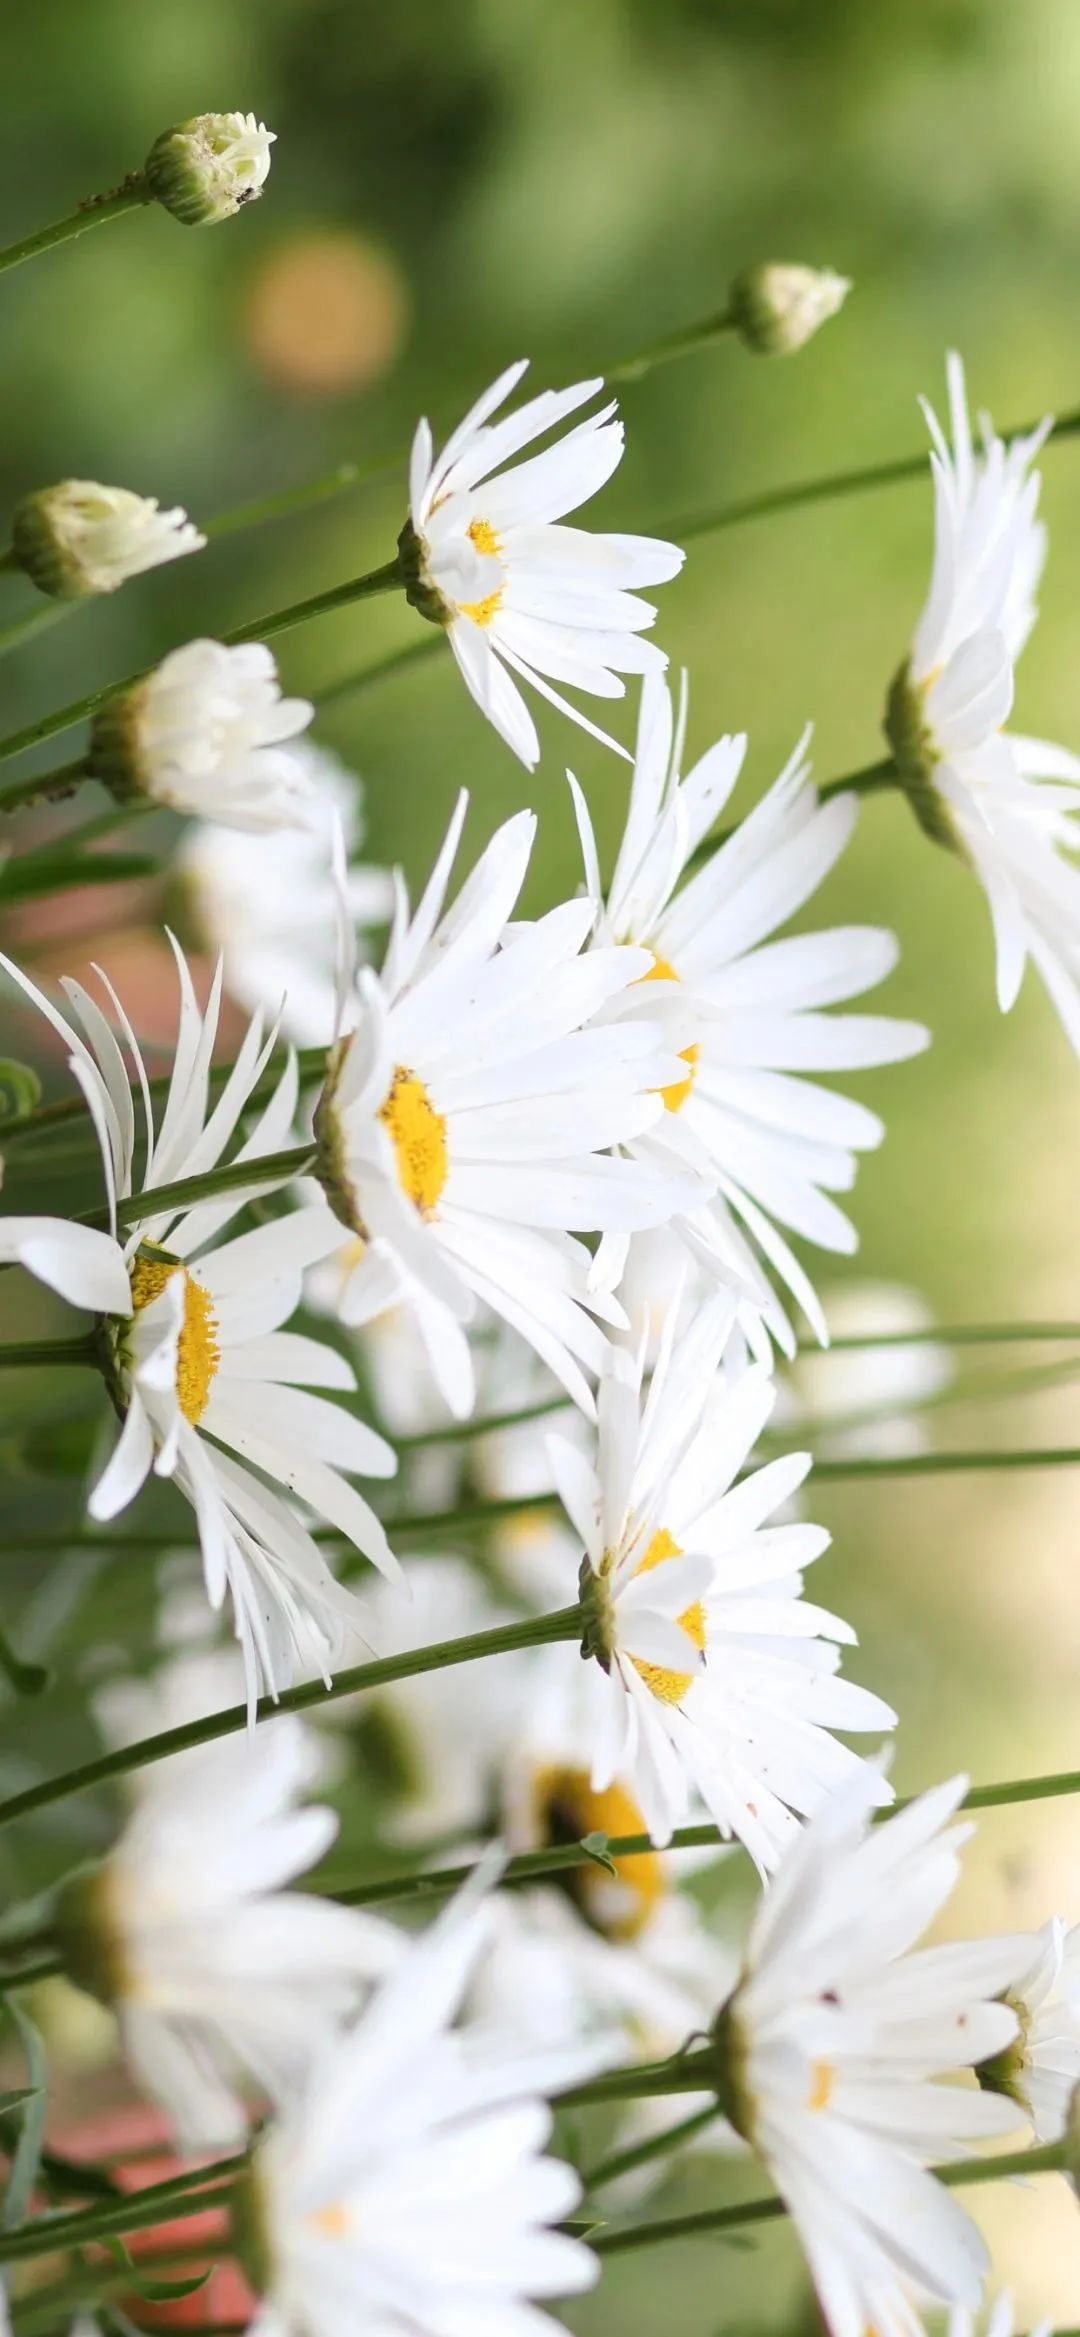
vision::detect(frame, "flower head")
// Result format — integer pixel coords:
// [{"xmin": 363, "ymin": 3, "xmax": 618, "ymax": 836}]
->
[
  {"xmin": 175, "ymin": 744, "xmax": 393, "ymax": 1044},
  {"xmin": 145, "ymin": 112, "xmax": 275, "ymax": 226},
  {"xmin": 88, "ymin": 639, "xmax": 316, "ymax": 831},
  {"xmin": 0, "ymin": 943, "xmax": 398, "ymax": 1710},
  {"xmin": 400, "ymin": 361, "xmax": 685, "ymax": 768},
  {"xmin": 977, "ymin": 1916, "xmax": 1080, "ymax": 2142},
  {"xmin": 890, "ymin": 353, "xmax": 1080, "ymax": 1050},
  {"xmin": 573, "ymin": 672, "xmax": 928, "ymax": 1350},
  {"xmin": 57, "ymin": 1698, "xmax": 400, "ymax": 2148},
  {"xmin": 240, "ymin": 1881, "xmax": 601, "ymax": 2337},
  {"xmin": 720, "ymin": 1776, "xmax": 1032, "ymax": 2337},
  {"xmin": 12, "ymin": 480, "xmax": 204, "ymax": 599},
  {"xmin": 556, "ymin": 1288, "xmax": 896, "ymax": 1869},
  {"xmin": 729, "ymin": 262, "xmax": 851, "ymax": 356},
  {"xmin": 311, "ymin": 791, "xmax": 700, "ymax": 1419}
]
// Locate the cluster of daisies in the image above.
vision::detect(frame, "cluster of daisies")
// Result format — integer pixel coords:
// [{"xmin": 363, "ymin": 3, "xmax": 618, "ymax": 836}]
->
[{"xmin": 3, "ymin": 328, "xmax": 1080, "ymax": 2337}]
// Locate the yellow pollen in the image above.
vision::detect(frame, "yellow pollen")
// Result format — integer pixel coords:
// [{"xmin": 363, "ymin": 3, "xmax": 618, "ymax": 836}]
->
[
  {"xmin": 129, "ymin": 1254, "xmax": 220, "ymax": 1427},
  {"xmin": 640, "ymin": 952, "xmax": 698, "ymax": 1112},
  {"xmin": 459, "ymin": 587, "xmax": 504, "ymax": 629},
  {"xmin": 467, "ymin": 517, "xmax": 501, "ymax": 558},
  {"xmin": 630, "ymin": 1527, "xmax": 705, "ymax": 1706},
  {"xmin": 533, "ymin": 1763, "xmax": 664, "ymax": 1941},
  {"xmin": 309, "ymin": 2202, "xmax": 350, "ymax": 2240},
  {"xmin": 808, "ymin": 2059, "xmax": 835, "ymax": 2113},
  {"xmin": 379, "ymin": 1065, "xmax": 448, "ymax": 1217}
]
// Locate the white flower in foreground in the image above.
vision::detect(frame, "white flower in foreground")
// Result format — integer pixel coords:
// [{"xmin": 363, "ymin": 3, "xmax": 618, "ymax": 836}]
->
[
  {"xmin": 176, "ymin": 745, "xmax": 393, "ymax": 1045},
  {"xmin": 57, "ymin": 1710, "xmax": 400, "ymax": 2148},
  {"xmin": 556, "ymin": 1289, "xmax": 895, "ymax": 1869},
  {"xmin": 950, "ymin": 2296, "xmax": 1051, "ymax": 2337},
  {"xmin": 0, "ymin": 944, "xmax": 397, "ymax": 1710},
  {"xmin": 977, "ymin": 1916, "xmax": 1080, "ymax": 2142},
  {"xmin": 574, "ymin": 674, "xmax": 928, "ymax": 1351},
  {"xmin": 399, "ymin": 359, "xmax": 685, "ymax": 768},
  {"xmin": 12, "ymin": 480, "xmax": 204, "ymax": 599},
  {"xmin": 890, "ymin": 352, "xmax": 1080, "ymax": 1051},
  {"xmin": 239, "ymin": 1884, "xmax": 602, "ymax": 2337},
  {"xmin": 720, "ymin": 1776, "xmax": 1031, "ymax": 2337},
  {"xmin": 311, "ymin": 791, "xmax": 700, "ymax": 1418},
  {"xmin": 88, "ymin": 638, "xmax": 316, "ymax": 831},
  {"xmin": 145, "ymin": 112, "xmax": 275, "ymax": 226}
]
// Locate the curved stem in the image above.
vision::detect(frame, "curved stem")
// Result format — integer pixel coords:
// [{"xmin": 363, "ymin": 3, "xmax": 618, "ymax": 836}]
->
[
  {"xmin": 0, "ymin": 2151, "xmax": 246, "ymax": 2264},
  {"xmin": 0, "ymin": 1606, "xmax": 584, "ymax": 1835},
  {"xmin": 607, "ymin": 308, "xmax": 737, "ymax": 385},
  {"xmin": 224, "ymin": 555, "xmax": 404, "ymax": 650},
  {"xmin": 111, "ymin": 1141, "xmax": 316, "ymax": 1230},
  {"xmin": 0, "ymin": 182, "xmax": 150, "ymax": 277},
  {"xmin": 0, "ymin": 1336, "xmax": 98, "ymax": 1370},
  {"xmin": 817, "ymin": 757, "xmax": 897, "ymax": 805},
  {"xmin": 0, "ymin": 757, "xmax": 90, "ymax": 813},
  {"xmin": 590, "ymin": 2140, "xmax": 1067, "ymax": 2256}
]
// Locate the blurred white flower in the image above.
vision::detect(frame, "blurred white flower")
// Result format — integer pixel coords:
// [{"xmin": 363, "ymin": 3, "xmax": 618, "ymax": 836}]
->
[
  {"xmin": 145, "ymin": 112, "xmax": 275, "ymax": 226},
  {"xmin": 12, "ymin": 479, "xmax": 204, "ymax": 598},
  {"xmin": 891, "ymin": 352, "xmax": 1080, "ymax": 1051},
  {"xmin": 721, "ymin": 1776, "xmax": 1031, "ymax": 2337},
  {"xmin": 558, "ymin": 1289, "xmax": 895, "ymax": 1869},
  {"xmin": 176, "ymin": 745, "xmax": 393, "ymax": 1044},
  {"xmin": 241, "ymin": 1883, "xmax": 603, "ymax": 2337},
  {"xmin": 311, "ymin": 790, "xmax": 699, "ymax": 1418},
  {"xmin": 777, "ymin": 1279, "xmax": 952, "ymax": 1460},
  {"xmin": 950, "ymin": 2297, "xmax": 1051, "ymax": 2337},
  {"xmin": 573, "ymin": 673, "xmax": 928, "ymax": 1352},
  {"xmin": 89, "ymin": 638, "xmax": 316, "ymax": 831},
  {"xmin": 57, "ymin": 1703, "xmax": 400, "ymax": 2149},
  {"xmin": 978, "ymin": 1915, "xmax": 1080, "ymax": 2142},
  {"xmin": 400, "ymin": 360, "xmax": 684, "ymax": 768}
]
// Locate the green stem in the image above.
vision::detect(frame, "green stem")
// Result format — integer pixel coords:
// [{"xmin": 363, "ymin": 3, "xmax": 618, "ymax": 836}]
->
[
  {"xmin": 590, "ymin": 2140, "xmax": 1068, "ymax": 2256},
  {"xmin": 317, "ymin": 632, "xmax": 442, "ymax": 708},
  {"xmin": 0, "ymin": 1606, "xmax": 584, "ymax": 1834},
  {"xmin": 223, "ymin": 554, "xmax": 404, "ymax": 650},
  {"xmin": 0, "ymin": 182, "xmax": 150, "ymax": 278},
  {"xmin": 0, "ymin": 604, "xmax": 71, "ymax": 660},
  {"xmin": 111, "ymin": 1141, "xmax": 316, "ymax": 1230},
  {"xmin": 203, "ymin": 458, "xmax": 398, "ymax": 541},
  {"xmin": 812, "ymin": 1443, "xmax": 1080, "ymax": 1483},
  {"xmin": 817, "ymin": 757, "xmax": 897, "ymax": 805},
  {"xmin": 560, "ymin": 2050, "xmax": 716, "ymax": 2111},
  {"xmin": 607, "ymin": 309, "xmax": 737, "ymax": 386},
  {"xmin": 0, "ymin": 2151, "xmax": 246, "ymax": 2263},
  {"xmin": 583, "ymin": 2105, "xmax": 722, "ymax": 2192},
  {"xmin": 2, "ymin": 1046, "xmax": 327, "ymax": 1150},
  {"xmin": 0, "ymin": 1336, "xmax": 98, "ymax": 1370},
  {"xmin": 398, "ymin": 1392, "xmax": 571, "ymax": 1449},
  {"xmin": 0, "ymin": 1955, "xmax": 62, "ymax": 1991},
  {"xmin": 0, "ymin": 757, "xmax": 89, "ymax": 813}
]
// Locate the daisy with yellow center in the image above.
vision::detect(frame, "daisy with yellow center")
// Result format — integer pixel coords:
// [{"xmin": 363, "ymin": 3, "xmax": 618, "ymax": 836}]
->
[
  {"xmin": 551, "ymin": 1287, "xmax": 896, "ymax": 1870},
  {"xmin": 310, "ymin": 790, "xmax": 702, "ymax": 1421},
  {"xmin": 571, "ymin": 670, "xmax": 928, "ymax": 1355},
  {"xmin": 399, "ymin": 358, "xmax": 685, "ymax": 770},
  {"xmin": 0, "ymin": 942, "xmax": 399, "ymax": 1714}
]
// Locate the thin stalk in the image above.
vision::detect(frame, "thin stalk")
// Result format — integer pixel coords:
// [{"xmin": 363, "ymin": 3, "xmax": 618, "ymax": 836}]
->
[
  {"xmin": 203, "ymin": 457, "xmax": 397, "ymax": 541},
  {"xmin": 2, "ymin": 1046, "xmax": 327, "ymax": 1149},
  {"xmin": 0, "ymin": 182, "xmax": 150, "ymax": 278},
  {"xmin": 560, "ymin": 2050, "xmax": 716, "ymax": 2111},
  {"xmin": 0, "ymin": 1606, "xmax": 584, "ymax": 1834},
  {"xmin": 223, "ymin": 554, "xmax": 404, "ymax": 650},
  {"xmin": 111, "ymin": 1142, "xmax": 316, "ymax": 1230},
  {"xmin": 0, "ymin": 2151, "xmax": 246, "ymax": 2263},
  {"xmin": 317, "ymin": 633, "xmax": 442, "ymax": 708},
  {"xmin": 0, "ymin": 1336, "xmax": 98, "ymax": 1370},
  {"xmin": 0, "ymin": 1955, "xmax": 62, "ymax": 1991},
  {"xmin": 398, "ymin": 1392, "xmax": 571, "ymax": 1449},
  {"xmin": 583, "ymin": 2105, "xmax": 722, "ymax": 2192},
  {"xmin": 0, "ymin": 758, "xmax": 89, "ymax": 814},
  {"xmin": 590, "ymin": 2139, "xmax": 1067, "ymax": 2256},
  {"xmin": 0, "ymin": 603, "xmax": 72, "ymax": 659},
  {"xmin": 817, "ymin": 757, "xmax": 896, "ymax": 805},
  {"xmin": 812, "ymin": 1443, "xmax": 1080, "ymax": 1483},
  {"xmin": 607, "ymin": 308, "xmax": 737, "ymax": 385}
]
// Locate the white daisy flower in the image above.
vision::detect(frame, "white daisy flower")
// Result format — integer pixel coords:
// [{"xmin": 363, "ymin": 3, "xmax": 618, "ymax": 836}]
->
[
  {"xmin": 950, "ymin": 2296, "xmax": 1052, "ymax": 2337},
  {"xmin": 552, "ymin": 1288, "xmax": 896, "ymax": 1870},
  {"xmin": 88, "ymin": 638, "xmax": 317, "ymax": 831},
  {"xmin": 573, "ymin": 673, "xmax": 929, "ymax": 1351},
  {"xmin": 175, "ymin": 744, "xmax": 393, "ymax": 1045},
  {"xmin": 311, "ymin": 790, "xmax": 701, "ymax": 1419},
  {"xmin": 238, "ymin": 1881, "xmax": 602, "ymax": 2337},
  {"xmin": 0, "ymin": 943, "xmax": 397, "ymax": 1710},
  {"xmin": 777, "ymin": 1280, "xmax": 952, "ymax": 1461},
  {"xmin": 399, "ymin": 360, "xmax": 685, "ymax": 768},
  {"xmin": 977, "ymin": 1916, "xmax": 1080, "ymax": 2143},
  {"xmin": 12, "ymin": 480, "xmax": 205, "ymax": 599},
  {"xmin": 57, "ymin": 1699, "xmax": 401, "ymax": 2150},
  {"xmin": 889, "ymin": 352, "xmax": 1080, "ymax": 1051},
  {"xmin": 720, "ymin": 1775, "xmax": 1032, "ymax": 2337}
]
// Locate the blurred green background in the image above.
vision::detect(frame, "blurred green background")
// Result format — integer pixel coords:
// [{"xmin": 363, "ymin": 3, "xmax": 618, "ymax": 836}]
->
[{"xmin": 2, "ymin": 0, "xmax": 1080, "ymax": 2321}]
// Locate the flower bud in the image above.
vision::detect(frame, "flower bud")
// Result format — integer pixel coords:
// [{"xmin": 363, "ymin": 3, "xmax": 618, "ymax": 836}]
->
[
  {"xmin": 144, "ymin": 112, "xmax": 275, "ymax": 227},
  {"xmin": 88, "ymin": 637, "xmax": 317, "ymax": 831},
  {"xmin": 12, "ymin": 480, "xmax": 205, "ymax": 600},
  {"xmin": 729, "ymin": 263, "xmax": 851, "ymax": 356}
]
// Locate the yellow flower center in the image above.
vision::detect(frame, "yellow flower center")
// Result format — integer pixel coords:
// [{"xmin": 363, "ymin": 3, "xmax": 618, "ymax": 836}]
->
[
  {"xmin": 641, "ymin": 952, "xmax": 698, "ymax": 1113},
  {"xmin": 309, "ymin": 2202, "xmax": 351, "ymax": 2240},
  {"xmin": 129, "ymin": 1253, "xmax": 220, "ymax": 1426},
  {"xmin": 379, "ymin": 1065, "xmax": 448, "ymax": 1217},
  {"xmin": 532, "ymin": 1763, "xmax": 665, "ymax": 1941},
  {"xmin": 808, "ymin": 2059, "xmax": 835, "ymax": 2112},
  {"xmin": 630, "ymin": 1526, "xmax": 706, "ymax": 1706},
  {"xmin": 467, "ymin": 517, "xmax": 501, "ymax": 557},
  {"xmin": 460, "ymin": 518, "xmax": 504, "ymax": 625},
  {"xmin": 459, "ymin": 588, "xmax": 503, "ymax": 628}
]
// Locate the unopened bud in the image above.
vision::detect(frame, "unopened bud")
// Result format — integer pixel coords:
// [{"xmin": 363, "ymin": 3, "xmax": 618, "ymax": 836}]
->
[
  {"xmin": 12, "ymin": 480, "xmax": 204, "ymax": 600},
  {"xmin": 730, "ymin": 263, "xmax": 851, "ymax": 356},
  {"xmin": 144, "ymin": 112, "xmax": 275, "ymax": 227},
  {"xmin": 88, "ymin": 638, "xmax": 316, "ymax": 831}
]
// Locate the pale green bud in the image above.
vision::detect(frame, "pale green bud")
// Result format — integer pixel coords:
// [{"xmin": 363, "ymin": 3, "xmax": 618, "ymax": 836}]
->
[
  {"xmin": 730, "ymin": 262, "xmax": 851, "ymax": 356},
  {"xmin": 144, "ymin": 112, "xmax": 275, "ymax": 227},
  {"xmin": 12, "ymin": 480, "xmax": 204, "ymax": 599}
]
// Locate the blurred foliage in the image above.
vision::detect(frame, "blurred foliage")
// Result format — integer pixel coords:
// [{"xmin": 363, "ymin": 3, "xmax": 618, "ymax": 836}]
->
[{"xmin": 2, "ymin": 0, "xmax": 1080, "ymax": 2321}]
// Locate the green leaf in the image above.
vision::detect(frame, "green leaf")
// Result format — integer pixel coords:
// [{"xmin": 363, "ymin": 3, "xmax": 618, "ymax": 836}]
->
[
  {"xmin": 98, "ymin": 2242, "xmax": 213, "ymax": 2307},
  {"xmin": 2, "ymin": 1999, "xmax": 47, "ymax": 2228},
  {"xmin": 0, "ymin": 1060, "xmax": 41, "ymax": 1123},
  {"xmin": 0, "ymin": 1623, "xmax": 49, "ymax": 1696},
  {"xmin": 0, "ymin": 851, "xmax": 159, "ymax": 906},
  {"xmin": 579, "ymin": 1830, "xmax": 617, "ymax": 1875}
]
